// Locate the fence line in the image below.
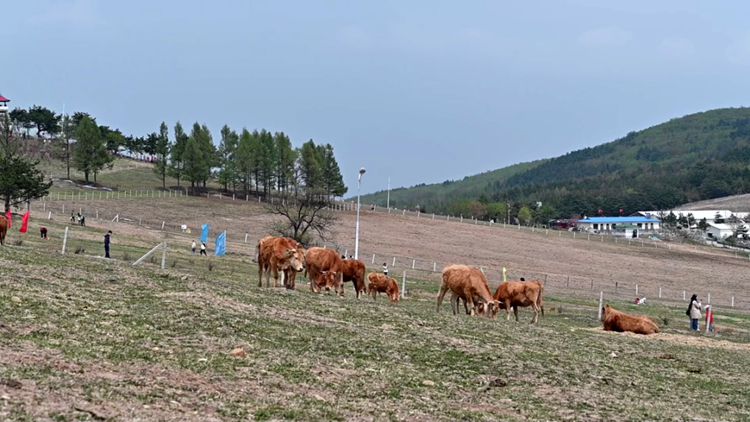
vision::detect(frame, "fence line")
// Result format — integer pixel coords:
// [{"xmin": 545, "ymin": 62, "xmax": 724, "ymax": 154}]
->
[{"xmin": 36, "ymin": 191, "xmax": 750, "ymax": 311}]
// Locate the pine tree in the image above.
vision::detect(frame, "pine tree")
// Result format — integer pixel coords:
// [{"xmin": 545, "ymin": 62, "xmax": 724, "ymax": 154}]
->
[
  {"xmin": 320, "ymin": 143, "xmax": 347, "ymax": 198},
  {"xmin": 73, "ymin": 116, "xmax": 112, "ymax": 183},
  {"xmin": 274, "ymin": 131, "xmax": 297, "ymax": 194},
  {"xmin": 182, "ymin": 137, "xmax": 208, "ymax": 192},
  {"xmin": 0, "ymin": 114, "xmax": 52, "ymax": 212},
  {"xmin": 298, "ymin": 139, "xmax": 322, "ymax": 198},
  {"xmin": 236, "ymin": 128, "xmax": 254, "ymax": 194},
  {"xmin": 258, "ymin": 129, "xmax": 276, "ymax": 195},
  {"xmin": 191, "ymin": 123, "xmax": 215, "ymax": 188},
  {"xmin": 153, "ymin": 122, "xmax": 171, "ymax": 189},
  {"xmin": 218, "ymin": 125, "xmax": 239, "ymax": 192},
  {"xmin": 169, "ymin": 122, "xmax": 188, "ymax": 187}
]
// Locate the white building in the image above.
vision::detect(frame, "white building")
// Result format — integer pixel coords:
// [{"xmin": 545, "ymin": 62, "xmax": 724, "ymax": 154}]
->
[
  {"xmin": 637, "ymin": 210, "xmax": 749, "ymax": 226},
  {"xmin": 0, "ymin": 94, "xmax": 9, "ymax": 115},
  {"xmin": 706, "ymin": 222, "xmax": 734, "ymax": 240}
]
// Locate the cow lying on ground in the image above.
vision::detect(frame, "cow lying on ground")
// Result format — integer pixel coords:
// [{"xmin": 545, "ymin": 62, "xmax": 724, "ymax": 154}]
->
[
  {"xmin": 366, "ymin": 272, "xmax": 400, "ymax": 302},
  {"xmin": 257, "ymin": 236, "xmax": 305, "ymax": 289},
  {"xmin": 601, "ymin": 304, "xmax": 659, "ymax": 335},
  {"xmin": 492, "ymin": 280, "xmax": 544, "ymax": 323},
  {"xmin": 340, "ymin": 259, "xmax": 367, "ymax": 298},
  {"xmin": 437, "ymin": 265, "xmax": 495, "ymax": 317},
  {"xmin": 305, "ymin": 247, "xmax": 344, "ymax": 295},
  {"xmin": 0, "ymin": 215, "xmax": 7, "ymax": 246}
]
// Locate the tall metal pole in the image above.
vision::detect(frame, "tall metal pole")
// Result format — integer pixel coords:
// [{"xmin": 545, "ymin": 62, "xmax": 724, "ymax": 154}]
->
[{"xmin": 354, "ymin": 167, "xmax": 366, "ymax": 259}]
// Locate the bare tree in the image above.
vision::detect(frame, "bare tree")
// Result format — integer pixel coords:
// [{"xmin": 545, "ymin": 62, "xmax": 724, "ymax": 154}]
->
[{"xmin": 265, "ymin": 193, "xmax": 337, "ymax": 245}]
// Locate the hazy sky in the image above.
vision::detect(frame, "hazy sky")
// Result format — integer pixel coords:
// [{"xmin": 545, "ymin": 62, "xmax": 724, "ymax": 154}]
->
[{"xmin": 5, "ymin": 1, "xmax": 750, "ymax": 194}]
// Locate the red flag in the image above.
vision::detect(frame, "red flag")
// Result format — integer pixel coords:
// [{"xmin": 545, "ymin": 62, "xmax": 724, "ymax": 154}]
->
[
  {"xmin": 19, "ymin": 211, "xmax": 30, "ymax": 234},
  {"xmin": 5, "ymin": 211, "xmax": 11, "ymax": 228}
]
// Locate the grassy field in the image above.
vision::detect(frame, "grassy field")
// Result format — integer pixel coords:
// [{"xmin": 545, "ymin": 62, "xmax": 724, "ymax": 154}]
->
[{"xmin": 1, "ymin": 214, "xmax": 749, "ymax": 421}]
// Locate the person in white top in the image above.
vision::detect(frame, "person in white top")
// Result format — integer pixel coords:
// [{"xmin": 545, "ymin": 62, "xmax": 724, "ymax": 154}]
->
[
  {"xmin": 687, "ymin": 294, "xmax": 702, "ymax": 331},
  {"xmin": 191, "ymin": 240, "xmax": 197, "ymax": 255}
]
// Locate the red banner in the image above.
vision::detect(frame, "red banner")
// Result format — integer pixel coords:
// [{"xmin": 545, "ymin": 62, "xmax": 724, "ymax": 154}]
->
[
  {"xmin": 19, "ymin": 211, "xmax": 30, "ymax": 234},
  {"xmin": 5, "ymin": 211, "xmax": 11, "ymax": 228}
]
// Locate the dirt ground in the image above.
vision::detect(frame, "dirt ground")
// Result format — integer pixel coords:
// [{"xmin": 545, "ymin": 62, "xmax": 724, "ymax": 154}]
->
[{"xmin": 37, "ymin": 195, "xmax": 750, "ymax": 310}]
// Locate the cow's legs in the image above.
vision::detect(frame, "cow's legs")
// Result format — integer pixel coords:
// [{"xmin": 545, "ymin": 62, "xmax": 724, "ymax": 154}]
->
[
  {"xmin": 513, "ymin": 305, "xmax": 519, "ymax": 322},
  {"xmin": 436, "ymin": 286, "xmax": 449, "ymax": 312},
  {"xmin": 530, "ymin": 303, "xmax": 540, "ymax": 324},
  {"xmin": 450, "ymin": 294, "xmax": 459, "ymax": 315},
  {"xmin": 505, "ymin": 300, "xmax": 512, "ymax": 321}
]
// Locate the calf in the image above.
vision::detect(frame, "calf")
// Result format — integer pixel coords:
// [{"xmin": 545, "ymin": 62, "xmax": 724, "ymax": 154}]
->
[
  {"xmin": 366, "ymin": 272, "xmax": 400, "ymax": 302},
  {"xmin": 601, "ymin": 304, "xmax": 659, "ymax": 335},
  {"xmin": 305, "ymin": 247, "xmax": 344, "ymax": 295},
  {"xmin": 493, "ymin": 280, "xmax": 544, "ymax": 323},
  {"xmin": 437, "ymin": 265, "xmax": 495, "ymax": 317},
  {"xmin": 340, "ymin": 259, "xmax": 367, "ymax": 298}
]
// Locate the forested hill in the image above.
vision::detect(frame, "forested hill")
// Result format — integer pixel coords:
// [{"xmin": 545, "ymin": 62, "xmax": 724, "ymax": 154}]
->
[{"xmin": 360, "ymin": 108, "xmax": 750, "ymax": 223}]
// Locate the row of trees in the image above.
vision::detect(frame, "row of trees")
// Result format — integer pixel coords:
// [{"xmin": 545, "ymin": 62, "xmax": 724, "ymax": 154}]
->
[
  {"xmin": 6, "ymin": 105, "xmax": 348, "ymax": 200},
  {"xmin": 161, "ymin": 122, "xmax": 346, "ymax": 198}
]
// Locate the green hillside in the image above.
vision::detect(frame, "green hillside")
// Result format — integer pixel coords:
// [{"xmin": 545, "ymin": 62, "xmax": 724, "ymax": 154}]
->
[{"xmin": 362, "ymin": 108, "xmax": 750, "ymax": 221}]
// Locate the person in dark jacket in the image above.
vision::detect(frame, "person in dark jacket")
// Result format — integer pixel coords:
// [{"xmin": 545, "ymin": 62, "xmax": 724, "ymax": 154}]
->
[{"xmin": 104, "ymin": 230, "xmax": 112, "ymax": 258}]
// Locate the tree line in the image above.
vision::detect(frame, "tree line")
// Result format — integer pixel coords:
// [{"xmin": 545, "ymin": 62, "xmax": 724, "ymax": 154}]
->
[{"xmin": 2, "ymin": 104, "xmax": 347, "ymax": 212}]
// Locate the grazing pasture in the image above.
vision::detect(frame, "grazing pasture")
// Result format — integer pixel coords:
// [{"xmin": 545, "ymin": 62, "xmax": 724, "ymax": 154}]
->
[{"xmin": 1, "ymin": 195, "xmax": 749, "ymax": 420}]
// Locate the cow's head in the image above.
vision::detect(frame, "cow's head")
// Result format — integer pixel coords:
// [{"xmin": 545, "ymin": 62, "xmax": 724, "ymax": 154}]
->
[
  {"xmin": 285, "ymin": 248, "xmax": 305, "ymax": 272},
  {"xmin": 319, "ymin": 270, "xmax": 340, "ymax": 291}
]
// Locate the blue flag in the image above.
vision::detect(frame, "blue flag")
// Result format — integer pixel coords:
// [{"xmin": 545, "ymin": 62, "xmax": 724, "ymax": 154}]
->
[
  {"xmin": 215, "ymin": 231, "xmax": 226, "ymax": 257},
  {"xmin": 201, "ymin": 224, "xmax": 210, "ymax": 244}
]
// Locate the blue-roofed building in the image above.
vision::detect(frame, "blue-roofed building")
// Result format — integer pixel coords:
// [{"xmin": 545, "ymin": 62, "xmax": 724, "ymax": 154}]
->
[{"xmin": 577, "ymin": 216, "xmax": 660, "ymax": 238}]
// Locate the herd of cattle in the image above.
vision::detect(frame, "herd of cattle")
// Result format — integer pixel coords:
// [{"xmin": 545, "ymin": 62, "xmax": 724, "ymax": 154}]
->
[{"xmin": 255, "ymin": 235, "xmax": 660, "ymax": 334}]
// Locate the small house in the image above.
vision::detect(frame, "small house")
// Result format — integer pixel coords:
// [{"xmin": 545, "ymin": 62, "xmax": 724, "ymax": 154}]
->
[{"xmin": 576, "ymin": 216, "xmax": 660, "ymax": 238}]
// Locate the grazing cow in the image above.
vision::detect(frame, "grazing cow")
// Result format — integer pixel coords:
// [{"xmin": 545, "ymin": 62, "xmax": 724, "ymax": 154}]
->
[
  {"xmin": 437, "ymin": 265, "xmax": 495, "ymax": 316},
  {"xmin": 601, "ymin": 304, "xmax": 660, "ymax": 335},
  {"xmin": 340, "ymin": 259, "xmax": 367, "ymax": 298},
  {"xmin": 305, "ymin": 247, "xmax": 344, "ymax": 294},
  {"xmin": 257, "ymin": 236, "xmax": 305, "ymax": 288},
  {"xmin": 0, "ymin": 215, "xmax": 7, "ymax": 246},
  {"xmin": 493, "ymin": 280, "xmax": 544, "ymax": 323},
  {"xmin": 366, "ymin": 272, "xmax": 400, "ymax": 302}
]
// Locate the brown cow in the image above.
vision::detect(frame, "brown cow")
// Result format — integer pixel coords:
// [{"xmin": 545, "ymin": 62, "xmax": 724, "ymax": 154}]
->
[
  {"xmin": 493, "ymin": 280, "xmax": 544, "ymax": 323},
  {"xmin": 366, "ymin": 272, "xmax": 400, "ymax": 302},
  {"xmin": 257, "ymin": 236, "xmax": 305, "ymax": 288},
  {"xmin": 601, "ymin": 304, "xmax": 660, "ymax": 335},
  {"xmin": 437, "ymin": 265, "xmax": 495, "ymax": 316},
  {"xmin": 305, "ymin": 247, "xmax": 344, "ymax": 294},
  {"xmin": 340, "ymin": 259, "xmax": 367, "ymax": 298},
  {"xmin": 0, "ymin": 215, "xmax": 7, "ymax": 246}
]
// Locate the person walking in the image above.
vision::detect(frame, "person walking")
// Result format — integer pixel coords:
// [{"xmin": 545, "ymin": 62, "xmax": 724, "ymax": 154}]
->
[
  {"xmin": 382, "ymin": 262, "xmax": 388, "ymax": 276},
  {"xmin": 104, "ymin": 230, "xmax": 112, "ymax": 258},
  {"xmin": 687, "ymin": 294, "xmax": 702, "ymax": 332},
  {"xmin": 40, "ymin": 227, "xmax": 48, "ymax": 239},
  {"xmin": 191, "ymin": 240, "xmax": 197, "ymax": 255},
  {"xmin": 200, "ymin": 242, "xmax": 207, "ymax": 256}
]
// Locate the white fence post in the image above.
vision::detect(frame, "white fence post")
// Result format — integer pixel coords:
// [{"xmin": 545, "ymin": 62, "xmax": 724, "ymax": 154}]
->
[
  {"xmin": 47, "ymin": 211, "xmax": 52, "ymax": 220},
  {"xmin": 707, "ymin": 293, "xmax": 711, "ymax": 304},
  {"xmin": 658, "ymin": 287, "xmax": 662, "ymax": 298},
  {"xmin": 161, "ymin": 242, "xmax": 167, "ymax": 269},
  {"xmin": 411, "ymin": 259, "xmax": 416, "ymax": 269},
  {"xmin": 731, "ymin": 296, "xmax": 735, "ymax": 307},
  {"xmin": 371, "ymin": 254, "xmax": 375, "ymax": 264},
  {"xmin": 635, "ymin": 284, "xmax": 639, "ymax": 296},
  {"xmin": 392, "ymin": 257, "xmax": 396, "ymax": 267},
  {"xmin": 401, "ymin": 271, "xmax": 406, "ymax": 299},
  {"xmin": 597, "ymin": 291, "xmax": 603, "ymax": 320},
  {"xmin": 433, "ymin": 262, "xmax": 437, "ymax": 272},
  {"xmin": 683, "ymin": 290, "xmax": 686, "ymax": 301},
  {"xmin": 161, "ymin": 221, "xmax": 165, "ymax": 230},
  {"xmin": 61, "ymin": 226, "xmax": 69, "ymax": 254},
  {"xmin": 245, "ymin": 233, "xmax": 249, "ymax": 243}
]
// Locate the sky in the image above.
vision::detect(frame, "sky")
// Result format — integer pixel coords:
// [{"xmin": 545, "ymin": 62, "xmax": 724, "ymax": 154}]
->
[{"xmin": 4, "ymin": 1, "xmax": 750, "ymax": 195}]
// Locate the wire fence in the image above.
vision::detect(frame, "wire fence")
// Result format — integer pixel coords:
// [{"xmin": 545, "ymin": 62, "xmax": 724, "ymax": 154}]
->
[{"xmin": 33, "ymin": 189, "xmax": 750, "ymax": 312}]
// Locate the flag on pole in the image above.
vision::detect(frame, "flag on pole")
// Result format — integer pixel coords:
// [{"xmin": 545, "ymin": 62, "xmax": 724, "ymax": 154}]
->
[
  {"xmin": 19, "ymin": 211, "xmax": 30, "ymax": 233},
  {"xmin": 215, "ymin": 231, "xmax": 226, "ymax": 257},
  {"xmin": 5, "ymin": 211, "xmax": 12, "ymax": 228},
  {"xmin": 201, "ymin": 224, "xmax": 210, "ymax": 244}
]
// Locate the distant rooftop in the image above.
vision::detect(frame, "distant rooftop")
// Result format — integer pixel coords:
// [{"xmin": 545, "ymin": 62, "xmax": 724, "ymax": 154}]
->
[
  {"xmin": 0, "ymin": 95, "xmax": 9, "ymax": 102},
  {"xmin": 578, "ymin": 216, "xmax": 660, "ymax": 224}
]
